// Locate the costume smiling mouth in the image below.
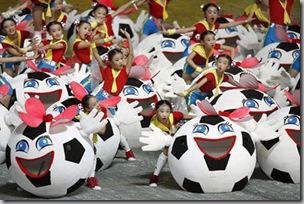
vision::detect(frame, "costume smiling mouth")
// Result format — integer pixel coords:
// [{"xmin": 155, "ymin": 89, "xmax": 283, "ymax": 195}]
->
[
  {"xmin": 127, "ymin": 94, "xmax": 158, "ymax": 117},
  {"xmin": 25, "ymin": 90, "xmax": 62, "ymax": 110}
]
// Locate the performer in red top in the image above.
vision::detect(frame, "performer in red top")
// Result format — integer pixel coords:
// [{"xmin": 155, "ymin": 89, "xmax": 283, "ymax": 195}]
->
[
  {"xmin": 89, "ymin": 0, "xmax": 140, "ymax": 55},
  {"xmin": 263, "ymin": 0, "xmax": 295, "ymax": 46},
  {"xmin": 1, "ymin": 18, "xmax": 32, "ymax": 76},
  {"xmin": 138, "ymin": 0, "xmax": 171, "ymax": 41}
]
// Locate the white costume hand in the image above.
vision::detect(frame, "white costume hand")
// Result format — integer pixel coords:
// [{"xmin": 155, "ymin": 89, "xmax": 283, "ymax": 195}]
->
[
  {"xmin": 236, "ymin": 25, "xmax": 260, "ymax": 50},
  {"xmin": 163, "ymin": 74, "xmax": 189, "ymax": 98},
  {"xmin": 140, "ymin": 124, "xmax": 172, "ymax": 151},
  {"xmin": 61, "ymin": 63, "xmax": 90, "ymax": 84},
  {"xmin": 78, "ymin": 109, "xmax": 108, "ymax": 137},
  {"xmin": 272, "ymin": 85, "xmax": 290, "ymax": 108},
  {"xmin": 267, "ymin": 68, "xmax": 295, "ymax": 90},
  {"xmin": 258, "ymin": 59, "xmax": 282, "ymax": 88},
  {"xmin": 114, "ymin": 97, "xmax": 143, "ymax": 125}
]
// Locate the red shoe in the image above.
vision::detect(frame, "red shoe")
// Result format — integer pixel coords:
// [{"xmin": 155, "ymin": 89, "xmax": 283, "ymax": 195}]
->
[
  {"xmin": 87, "ymin": 177, "xmax": 101, "ymax": 190},
  {"xmin": 149, "ymin": 174, "xmax": 158, "ymax": 187},
  {"xmin": 126, "ymin": 150, "xmax": 136, "ymax": 161}
]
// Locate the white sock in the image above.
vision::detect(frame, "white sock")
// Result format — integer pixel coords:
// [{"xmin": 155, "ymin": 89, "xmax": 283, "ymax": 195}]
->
[
  {"xmin": 119, "ymin": 134, "xmax": 130, "ymax": 152},
  {"xmin": 153, "ymin": 152, "xmax": 168, "ymax": 176}
]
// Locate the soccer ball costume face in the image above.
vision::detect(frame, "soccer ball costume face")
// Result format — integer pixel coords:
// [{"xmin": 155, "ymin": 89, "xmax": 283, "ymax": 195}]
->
[
  {"xmin": 168, "ymin": 115, "xmax": 256, "ymax": 193},
  {"xmin": 209, "ymin": 89, "xmax": 279, "ymax": 122},
  {"xmin": 9, "ymin": 72, "xmax": 72, "ymax": 110},
  {"xmin": 135, "ymin": 33, "xmax": 190, "ymax": 74},
  {"xmin": 255, "ymin": 42, "xmax": 300, "ymax": 70},
  {"xmin": 5, "ymin": 121, "xmax": 94, "ymax": 198},
  {"xmin": 118, "ymin": 78, "xmax": 161, "ymax": 148},
  {"xmin": 256, "ymin": 106, "xmax": 300, "ymax": 183}
]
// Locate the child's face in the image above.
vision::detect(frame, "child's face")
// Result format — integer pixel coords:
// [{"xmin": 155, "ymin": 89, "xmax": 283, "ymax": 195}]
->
[
  {"xmin": 2, "ymin": 20, "xmax": 16, "ymax": 36},
  {"xmin": 77, "ymin": 22, "xmax": 91, "ymax": 40},
  {"xmin": 48, "ymin": 24, "xmax": 63, "ymax": 40},
  {"xmin": 54, "ymin": 0, "xmax": 63, "ymax": 12},
  {"xmin": 85, "ymin": 96, "xmax": 100, "ymax": 112},
  {"xmin": 204, "ymin": 6, "xmax": 218, "ymax": 24},
  {"xmin": 93, "ymin": 7, "xmax": 107, "ymax": 23},
  {"xmin": 216, "ymin": 57, "xmax": 231, "ymax": 73},
  {"xmin": 110, "ymin": 52, "xmax": 125, "ymax": 70},
  {"xmin": 202, "ymin": 33, "xmax": 216, "ymax": 49},
  {"xmin": 156, "ymin": 104, "xmax": 171, "ymax": 124}
]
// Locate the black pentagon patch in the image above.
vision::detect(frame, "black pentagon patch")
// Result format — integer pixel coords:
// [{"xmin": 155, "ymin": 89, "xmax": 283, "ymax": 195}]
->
[
  {"xmin": 95, "ymin": 158, "xmax": 104, "ymax": 172},
  {"xmin": 261, "ymin": 137, "xmax": 280, "ymax": 150},
  {"xmin": 98, "ymin": 120, "xmax": 114, "ymax": 141},
  {"xmin": 140, "ymin": 116, "xmax": 152, "ymax": 128},
  {"xmin": 204, "ymin": 155, "xmax": 230, "ymax": 171},
  {"xmin": 63, "ymin": 138, "xmax": 85, "ymax": 163},
  {"xmin": 171, "ymin": 136, "xmax": 188, "ymax": 160},
  {"xmin": 242, "ymin": 132, "xmax": 255, "ymax": 156},
  {"xmin": 232, "ymin": 176, "xmax": 248, "ymax": 191},
  {"xmin": 67, "ymin": 178, "xmax": 86, "ymax": 195},
  {"xmin": 23, "ymin": 122, "xmax": 46, "ymax": 140},
  {"xmin": 271, "ymin": 168, "xmax": 293, "ymax": 183},
  {"xmin": 27, "ymin": 171, "xmax": 51, "ymax": 187},
  {"xmin": 5, "ymin": 146, "xmax": 11, "ymax": 169},
  {"xmin": 182, "ymin": 178, "xmax": 204, "ymax": 193}
]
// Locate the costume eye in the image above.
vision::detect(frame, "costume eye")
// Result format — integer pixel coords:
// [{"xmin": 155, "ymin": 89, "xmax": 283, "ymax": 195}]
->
[
  {"xmin": 287, "ymin": 32, "xmax": 297, "ymax": 39},
  {"xmin": 36, "ymin": 136, "xmax": 53, "ymax": 151},
  {"xmin": 193, "ymin": 125, "xmax": 209, "ymax": 135},
  {"xmin": 161, "ymin": 40, "xmax": 175, "ymax": 48},
  {"xmin": 264, "ymin": 96, "xmax": 275, "ymax": 107},
  {"xmin": 243, "ymin": 99, "xmax": 259, "ymax": 109},
  {"xmin": 292, "ymin": 50, "xmax": 300, "ymax": 59},
  {"xmin": 143, "ymin": 85, "xmax": 154, "ymax": 94},
  {"xmin": 218, "ymin": 123, "xmax": 234, "ymax": 134},
  {"xmin": 24, "ymin": 80, "xmax": 39, "ymax": 88},
  {"xmin": 226, "ymin": 26, "xmax": 237, "ymax": 33},
  {"xmin": 284, "ymin": 115, "xmax": 300, "ymax": 126},
  {"xmin": 181, "ymin": 39, "xmax": 190, "ymax": 47},
  {"xmin": 54, "ymin": 106, "xmax": 65, "ymax": 113},
  {"xmin": 16, "ymin": 140, "xmax": 29, "ymax": 153},
  {"xmin": 268, "ymin": 50, "xmax": 282, "ymax": 59},
  {"xmin": 46, "ymin": 78, "xmax": 59, "ymax": 87},
  {"xmin": 123, "ymin": 87, "xmax": 138, "ymax": 96}
]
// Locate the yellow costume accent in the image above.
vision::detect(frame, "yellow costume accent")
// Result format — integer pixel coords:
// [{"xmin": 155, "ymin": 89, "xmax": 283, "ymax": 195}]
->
[
  {"xmin": 155, "ymin": 0, "xmax": 168, "ymax": 20},
  {"xmin": 111, "ymin": 69, "xmax": 121, "ymax": 93},
  {"xmin": 279, "ymin": 0, "xmax": 291, "ymax": 25},
  {"xmin": 192, "ymin": 44, "xmax": 214, "ymax": 67},
  {"xmin": 197, "ymin": 19, "xmax": 215, "ymax": 31},
  {"xmin": 244, "ymin": 3, "xmax": 270, "ymax": 25},
  {"xmin": 204, "ymin": 68, "xmax": 224, "ymax": 96}
]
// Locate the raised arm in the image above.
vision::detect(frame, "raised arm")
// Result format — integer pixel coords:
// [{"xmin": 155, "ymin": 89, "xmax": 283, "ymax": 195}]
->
[{"xmin": 120, "ymin": 28, "xmax": 134, "ymax": 74}]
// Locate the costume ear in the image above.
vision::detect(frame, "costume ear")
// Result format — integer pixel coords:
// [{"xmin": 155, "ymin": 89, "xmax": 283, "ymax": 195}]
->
[
  {"xmin": 129, "ymin": 65, "xmax": 151, "ymax": 80},
  {"xmin": 196, "ymin": 100, "xmax": 217, "ymax": 116},
  {"xmin": 133, "ymin": 54, "xmax": 149, "ymax": 66},
  {"xmin": 239, "ymin": 74, "xmax": 258, "ymax": 89},
  {"xmin": 0, "ymin": 84, "xmax": 10, "ymax": 99},
  {"xmin": 99, "ymin": 96, "xmax": 121, "ymax": 108},
  {"xmin": 285, "ymin": 89, "xmax": 300, "ymax": 106},
  {"xmin": 70, "ymin": 81, "xmax": 88, "ymax": 101},
  {"xmin": 240, "ymin": 57, "xmax": 259, "ymax": 68},
  {"xmin": 229, "ymin": 106, "xmax": 250, "ymax": 121},
  {"xmin": 19, "ymin": 97, "xmax": 46, "ymax": 127},
  {"xmin": 52, "ymin": 65, "xmax": 74, "ymax": 75}
]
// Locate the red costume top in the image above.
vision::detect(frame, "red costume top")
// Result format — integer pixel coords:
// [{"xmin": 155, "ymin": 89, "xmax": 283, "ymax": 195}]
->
[
  {"xmin": 72, "ymin": 38, "xmax": 92, "ymax": 64},
  {"xmin": 148, "ymin": 0, "xmax": 170, "ymax": 20},
  {"xmin": 99, "ymin": 66, "xmax": 128, "ymax": 96},
  {"xmin": 197, "ymin": 70, "xmax": 229, "ymax": 93},
  {"xmin": 1, "ymin": 30, "xmax": 30, "ymax": 49},
  {"xmin": 190, "ymin": 20, "xmax": 220, "ymax": 43},
  {"xmin": 191, "ymin": 43, "xmax": 220, "ymax": 66},
  {"xmin": 269, "ymin": 0, "xmax": 294, "ymax": 25},
  {"xmin": 92, "ymin": 15, "xmax": 115, "ymax": 47},
  {"xmin": 150, "ymin": 111, "xmax": 183, "ymax": 135},
  {"xmin": 42, "ymin": 39, "xmax": 67, "ymax": 63},
  {"xmin": 42, "ymin": 12, "xmax": 67, "ymax": 26}
]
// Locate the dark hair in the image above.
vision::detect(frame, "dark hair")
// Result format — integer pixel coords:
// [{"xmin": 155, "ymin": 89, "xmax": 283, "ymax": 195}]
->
[
  {"xmin": 200, "ymin": 30, "xmax": 215, "ymax": 41},
  {"xmin": 1, "ymin": 18, "xmax": 16, "ymax": 31},
  {"xmin": 202, "ymin": 3, "xmax": 219, "ymax": 14},
  {"xmin": 155, "ymin": 100, "xmax": 172, "ymax": 112},
  {"xmin": 89, "ymin": 4, "xmax": 109, "ymax": 17},
  {"xmin": 46, "ymin": 21, "xmax": 63, "ymax": 32},
  {"xmin": 81, "ymin": 94, "xmax": 95, "ymax": 109},
  {"xmin": 217, "ymin": 54, "xmax": 233, "ymax": 65},
  {"xmin": 108, "ymin": 48, "xmax": 123, "ymax": 62}
]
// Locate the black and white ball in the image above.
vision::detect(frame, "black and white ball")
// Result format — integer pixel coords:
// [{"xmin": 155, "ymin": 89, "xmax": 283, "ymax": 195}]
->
[
  {"xmin": 168, "ymin": 115, "xmax": 256, "ymax": 193},
  {"xmin": 256, "ymin": 106, "xmax": 300, "ymax": 183},
  {"xmin": 5, "ymin": 121, "xmax": 94, "ymax": 198}
]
